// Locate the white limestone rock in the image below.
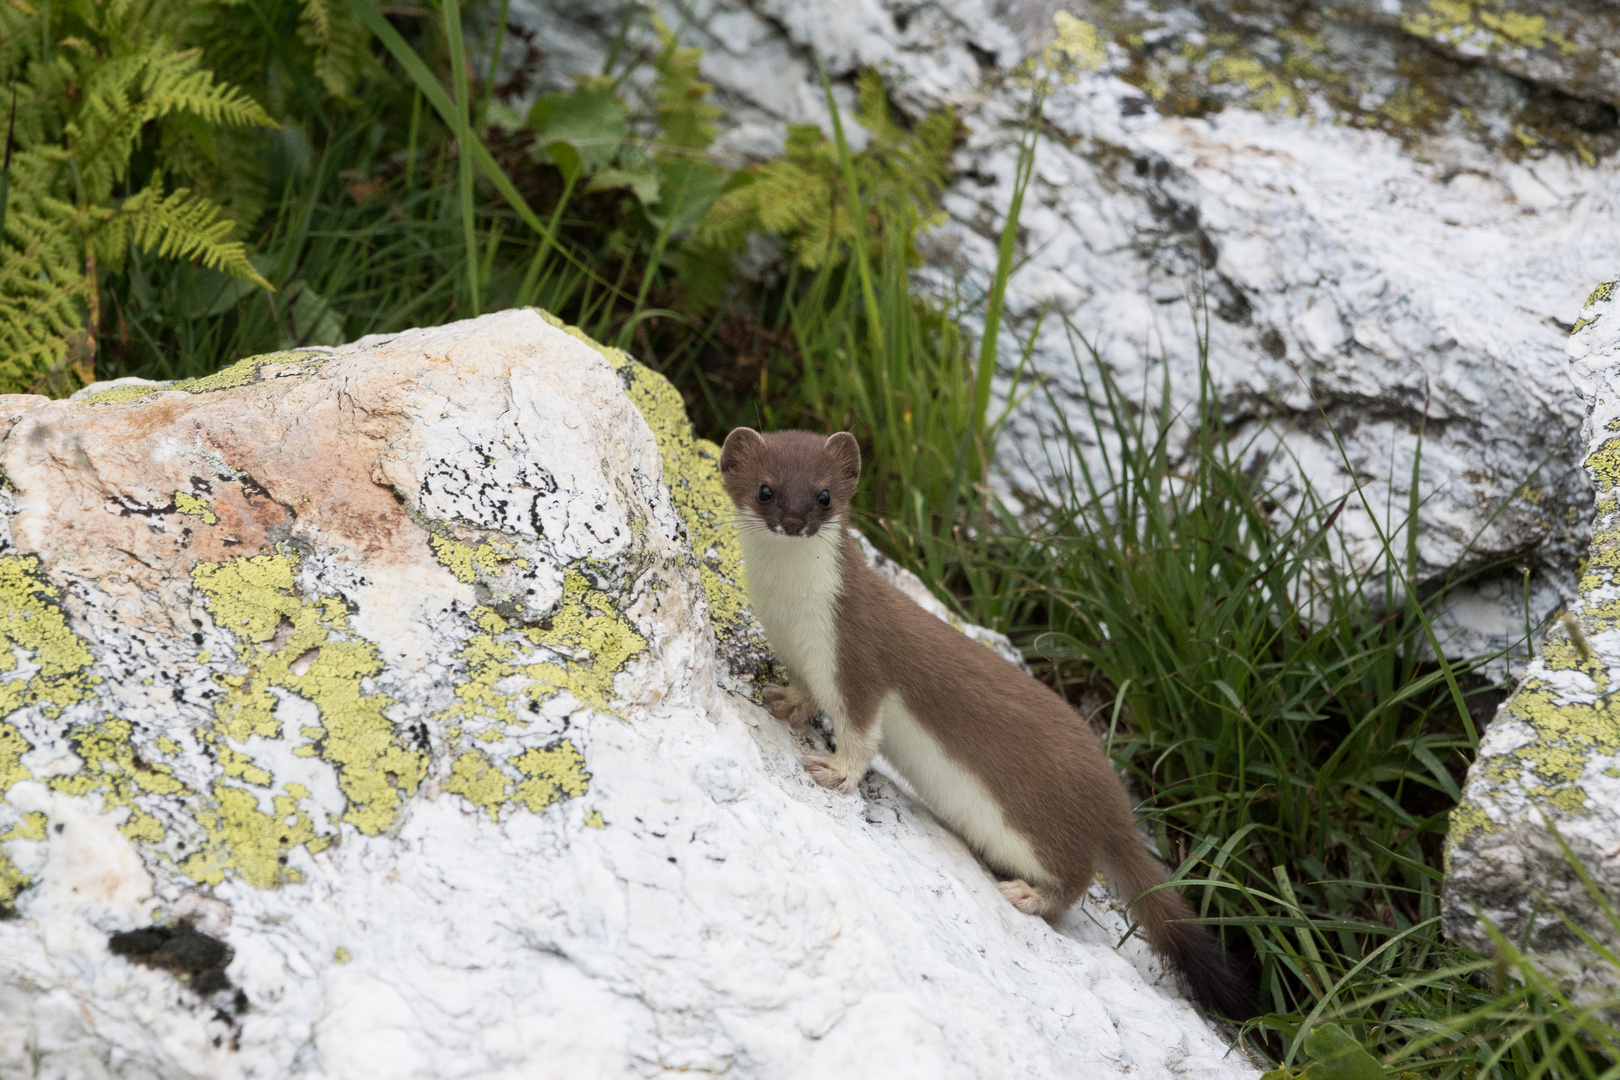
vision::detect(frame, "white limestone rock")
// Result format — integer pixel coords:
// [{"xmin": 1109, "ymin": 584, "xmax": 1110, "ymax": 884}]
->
[
  {"xmin": 499, "ymin": 0, "xmax": 1620, "ymax": 663},
  {"xmin": 1442, "ymin": 280, "xmax": 1620, "ymax": 991},
  {"xmin": 0, "ymin": 312, "xmax": 1256, "ymax": 1079}
]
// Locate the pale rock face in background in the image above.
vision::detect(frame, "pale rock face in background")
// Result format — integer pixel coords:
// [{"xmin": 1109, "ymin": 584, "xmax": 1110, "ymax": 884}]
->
[
  {"xmin": 1444, "ymin": 279, "xmax": 1620, "ymax": 994},
  {"xmin": 0, "ymin": 312, "xmax": 1257, "ymax": 1079},
  {"xmin": 499, "ymin": 0, "xmax": 1620, "ymax": 663}
]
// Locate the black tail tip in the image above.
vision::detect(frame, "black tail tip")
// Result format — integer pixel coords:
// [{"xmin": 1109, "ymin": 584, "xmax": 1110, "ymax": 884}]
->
[{"xmin": 1164, "ymin": 922, "xmax": 1259, "ymax": 1020}]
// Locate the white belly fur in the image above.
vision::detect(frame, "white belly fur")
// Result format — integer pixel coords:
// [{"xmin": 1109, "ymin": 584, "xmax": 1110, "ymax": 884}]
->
[
  {"xmin": 737, "ymin": 516, "xmax": 846, "ymax": 715},
  {"xmin": 877, "ymin": 692, "xmax": 1055, "ymax": 886}
]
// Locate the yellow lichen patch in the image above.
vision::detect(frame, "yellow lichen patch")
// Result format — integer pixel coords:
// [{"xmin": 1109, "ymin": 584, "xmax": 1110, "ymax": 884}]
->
[
  {"xmin": 1581, "ymin": 597, "xmax": 1620, "ymax": 634},
  {"xmin": 334, "ymin": 946, "xmax": 352, "ymax": 964},
  {"xmin": 530, "ymin": 308, "xmax": 756, "ymax": 646},
  {"xmin": 583, "ymin": 809, "xmax": 606, "ymax": 829},
  {"xmin": 0, "ymin": 856, "xmax": 28, "ymax": 910},
  {"xmin": 82, "ymin": 351, "xmax": 328, "ymax": 406},
  {"xmin": 51, "ymin": 718, "xmax": 189, "ymax": 804},
  {"xmin": 181, "ymin": 783, "xmax": 327, "ymax": 889},
  {"xmin": 1, "ymin": 811, "xmax": 46, "ymax": 842},
  {"xmin": 525, "ymin": 570, "xmax": 645, "ymax": 713},
  {"xmin": 81, "ymin": 382, "xmax": 166, "ymax": 406},
  {"xmin": 445, "ymin": 611, "xmax": 528, "ymax": 731},
  {"xmin": 1447, "ymin": 797, "xmax": 1499, "ymax": 845},
  {"xmin": 431, "ymin": 535, "xmax": 479, "ymax": 584},
  {"xmin": 0, "ymin": 555, "xmax": 97, "ymax": 719},
  {"xmin": 170, "ymin": 351, "xmax": 327, "ymax": 395},
  {"xmin": 512, "ymin": 740, "xmax": 590, "ymax": 813},
  {"xmin": 445, "ymin": 569, "xmax": 645, "ymax": 734},
  {"xmin": 0, "ymin": 808, "xmax": 48, "ymax": 907},
  {"xmin": 1483, "ymin": 678, "xmax": 1620, "ymax": 811},
  {"xmin": 1207, "ymin": 54, "xmax": 1300, "ymax": 115},
  {"xmin": 1588, "ymin": 282, "xmax": 1617, "ymax": 308},
  {"xmin": 476, "ymin": 541, "xmax": 518, "ymax": 573},
  {"xmin": 429, "ymin": 534, "xmax": 519, "ymax": 586},
  {"xmin": 0, "ymin": 722, "xmax": 31, "ymax": 794},
  {"xmin": 50, "ymin": 717, "xmax": 190, "ymax": 845},
  {"xmin": 1586, "ymin": 438, "xmax": 1620, "ymax": 494},
  {"xmin": 173, "ymin": 492, "xmax": 217, "ymax": 525},
  {"xmin": 1043, "ymin": 12, "xmax": 1106, "ymax": 80},
  {"xmin": 192, "ymin": 554, "xmax": 303, "ymax": 645},
  {"xmin": 1403, "ymin": 0, "xmax": 1575, "ymax": 55},
  {"xmin": 443, "ymin": 748, "xmax": 511, "ymax": 819},
  {"xmin": 192, "ymin": 552, "xmax": 426, "ymax": 836},
  {"xmin": 442, "ymin": 739, "xmax": 591, "ymax": 820},
  {"xmin": 218, "ymin": 745, "xmax": 272, "ymax": 786}
]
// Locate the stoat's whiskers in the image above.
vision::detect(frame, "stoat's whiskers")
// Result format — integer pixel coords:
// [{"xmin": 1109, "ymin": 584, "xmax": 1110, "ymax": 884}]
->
[{"xmin": 729, "ymin": 508, "xmax": 838, "ymax": 539}]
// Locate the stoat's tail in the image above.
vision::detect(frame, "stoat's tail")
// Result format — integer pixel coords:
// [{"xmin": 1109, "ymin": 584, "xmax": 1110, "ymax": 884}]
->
[{"xmin": 1103, "ymin": 832, "xmax": 1256, "ymax": 1019}]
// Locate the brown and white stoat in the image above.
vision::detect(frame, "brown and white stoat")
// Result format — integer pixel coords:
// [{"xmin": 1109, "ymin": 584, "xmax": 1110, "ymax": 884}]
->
[{"xmin": 720, "ymin": 427, "xmax": 1252, "ymax": 1018}]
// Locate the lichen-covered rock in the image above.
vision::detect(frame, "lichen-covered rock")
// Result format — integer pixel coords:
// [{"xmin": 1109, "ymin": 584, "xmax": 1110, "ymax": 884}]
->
[
  {"xmin": 0, "ymin": 311, "xmax": 1254, "ymax": 1078},
  {"xmin": 1443, "ymin": 281, "xmax": 1620, "ymax": 990},
  {"xmin": 504, "ymin": 0, "xmax": 1620, "ymax": 663}
]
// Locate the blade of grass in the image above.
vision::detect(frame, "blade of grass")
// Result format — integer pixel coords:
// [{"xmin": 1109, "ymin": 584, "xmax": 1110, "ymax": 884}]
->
[
  {"xmin": 340, "ymin": 0, "xmax": 633, "ymax": 307},
  {"xmin": 440, "ymin": 0, "xmax": 480, "ymax": 314}
]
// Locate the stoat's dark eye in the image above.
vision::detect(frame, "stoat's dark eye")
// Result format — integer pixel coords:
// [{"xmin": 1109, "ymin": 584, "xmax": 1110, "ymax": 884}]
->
[
  {"xmin": 817, "ymin": 489, "xmax": 831, "ymax": 507},
  {"xmin": 758, "ymin": 484, "xmax": 774, "ymax": 503}
]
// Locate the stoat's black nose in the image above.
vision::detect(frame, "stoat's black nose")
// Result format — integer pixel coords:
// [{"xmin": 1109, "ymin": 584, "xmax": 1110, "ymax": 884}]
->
[{"xmin": 780, "ymin": 515, "xmax": 805, "ymax": 536}]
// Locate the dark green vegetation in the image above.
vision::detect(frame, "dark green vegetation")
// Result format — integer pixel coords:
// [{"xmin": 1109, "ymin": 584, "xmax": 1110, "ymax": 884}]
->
[
  {"xmin": 966, "ymin": 349, "xmax": 1620, "ymax": 1078},
  {"xmin": 3, "ymin": 1, "xmax": 1617, "ymax": 1076}
]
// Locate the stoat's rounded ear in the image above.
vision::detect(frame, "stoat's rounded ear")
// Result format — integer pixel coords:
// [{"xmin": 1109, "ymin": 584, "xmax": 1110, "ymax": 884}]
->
[
  {"xmin": 720, "ymin": 427, "xmax": 765, "ymax": 475},
  {"xmin": 826, "ymin": 431, "xmax": 861, "ymax": 481}
]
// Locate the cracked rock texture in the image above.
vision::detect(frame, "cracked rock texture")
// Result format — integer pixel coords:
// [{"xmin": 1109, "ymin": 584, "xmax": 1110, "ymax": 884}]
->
[
  {"xmin": 1444, "ymin": 280, "xmax": 1620, "ymax": 991},
  {"xmin": 0, "ymin": 311, "xmax": 1254, "ymax": 1079},
  {"xmin": 503, "ymin": 0, "xmax": 1620, "ymax": 661}
]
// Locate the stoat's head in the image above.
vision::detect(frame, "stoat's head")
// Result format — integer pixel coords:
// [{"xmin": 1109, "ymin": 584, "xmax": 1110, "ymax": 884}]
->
[{"xmin": 719, "ymin": 428, "xmax": 861, "ymax": 538}]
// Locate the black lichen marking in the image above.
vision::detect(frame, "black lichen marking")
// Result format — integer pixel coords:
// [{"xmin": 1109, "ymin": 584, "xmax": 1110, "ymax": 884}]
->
[
  {"xmin": 113, "ymin": 495, "xmax": 179, "ymax": 518},
  {"xmin": 108, "ymin": 921, "xmax": 235, "ymax": 995}
]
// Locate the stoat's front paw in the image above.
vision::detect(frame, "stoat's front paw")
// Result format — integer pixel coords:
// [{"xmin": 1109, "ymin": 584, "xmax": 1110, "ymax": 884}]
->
[
  {"xmin": 763, "ymin": 683, "xmax": 817, "ymax": 729},
  {"xmin": 801, "ymin": 754, "xmax": 854, "ymax": 794},
  {"xmin": 997, "ymin": 879, "xmax": 1047, "ymax": 916}
]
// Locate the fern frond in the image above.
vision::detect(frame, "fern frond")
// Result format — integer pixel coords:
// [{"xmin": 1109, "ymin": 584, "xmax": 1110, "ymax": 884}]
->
[
  {"xmin": 71, "ymin": 44, "xmax": 273, "ymax": 201},
  {"xmin": 113, "ymin": 181, "xmax": 272, "ymax": 288},
  {"xmin": 651, "ymin": 16, "xmax": 718, "ymax": 152},
  {"xmin": 0, "ymin": 157, "xmax": 87, "ymax": 390},
  {"xmin": 300, "ymin": 0, "xmax": 332, "ymax": 45},
  {"xmin": 309, "ymin": 5, "xmax": 372, "ymax": 98},
  {"xmin": 0, "ymin": 258, "xmax": 83, "ymax": 388},
  {"xmin": 140, "ymin": 48, "xmax": 276, "ymax": 128}
]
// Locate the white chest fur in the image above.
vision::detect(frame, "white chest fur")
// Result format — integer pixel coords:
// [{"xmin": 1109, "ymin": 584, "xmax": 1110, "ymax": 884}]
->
[{"xmin": 737, "ymin": 517, "xmax": 845, "ymax": 715}]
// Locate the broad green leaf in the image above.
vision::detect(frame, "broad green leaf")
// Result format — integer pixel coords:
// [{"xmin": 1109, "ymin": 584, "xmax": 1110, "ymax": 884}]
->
[
  {"xmin": 588, "ymin": 167, "xmax": 660, "ymax": 206},
  {"xmin": 181, "ymin": 266, "xmax": 262, "ymax": 320},
  {"xmin": 546, "ymin": 141, "xmax": 584, "ymax": 188},
  {"xmin": 647, "ymin": 157, "xmax": 727, "ymax": 235},
  {"xmin": 528, "ymin": 82, "xmax": 625, "ymax": 173},
  {"xmin": 1300, "ymin": 1024, "xmax": 1385, "ymax": 1080},
  {"xmin": 278, "ymin": 280, "xmax": 345, "ymax": 349}
]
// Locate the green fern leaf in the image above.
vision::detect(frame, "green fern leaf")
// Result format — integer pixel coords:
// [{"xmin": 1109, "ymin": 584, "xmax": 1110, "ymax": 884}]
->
[
  {"xmin": 0, "ymin": 213, "xmax": 86, "ymax": 392},
  {"xmin": 651, "ymin": 17, "xmax": 718, "ymax": 153},
  {"xmin": 111, "ymin": 182, "xmax": 272, "ymax": 289},
  {"xmin": 67, "ymin": 38, "xmax": 273, "ymax": 203}
]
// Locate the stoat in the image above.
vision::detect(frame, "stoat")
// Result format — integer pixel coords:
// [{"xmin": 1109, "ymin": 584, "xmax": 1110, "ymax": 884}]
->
[{"xmin": 720, "ymin": 427, "xmax": 1252, "ymax": 1018}]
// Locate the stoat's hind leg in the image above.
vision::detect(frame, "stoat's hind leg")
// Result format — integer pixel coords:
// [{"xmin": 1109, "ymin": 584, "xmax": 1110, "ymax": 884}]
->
[
  {"xmin": 998, "ymin": 878, "xmax": 1085, "ymax": 918},
  {"xmin": 762, "ymin": 683, "xmax": 818, "ymax": 729}
]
